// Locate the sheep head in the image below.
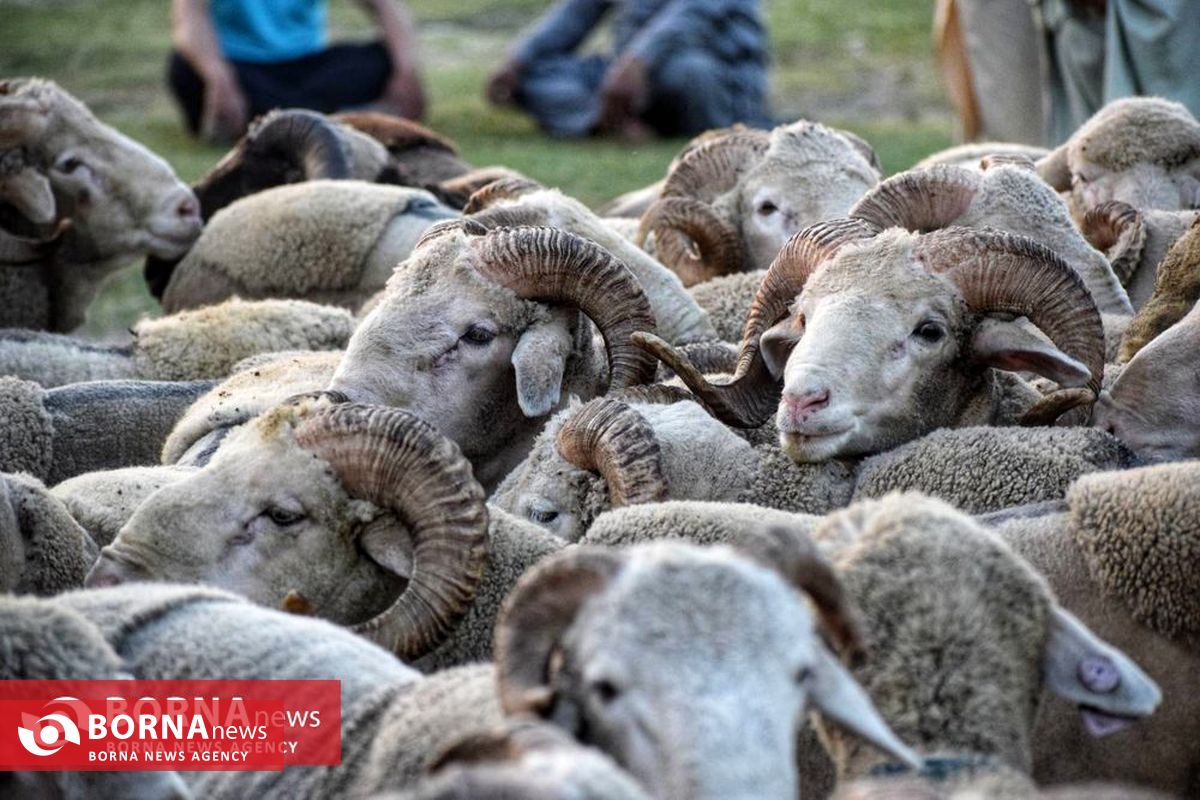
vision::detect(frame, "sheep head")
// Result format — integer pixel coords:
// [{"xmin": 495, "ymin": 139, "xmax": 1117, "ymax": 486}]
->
[
  {"xmin": 636, "ymin": 221, "xmax": 1104, "ymax": 462},
  {"xmin": 1038, "ymin": 97, "xmax": 1200, "ymax": 217},
  {"xmin": 638, "ymin": 121, "xmax": 881, "ymax": 285},
  {"xmin": 1095, "ymin": 299, "xmax": 1200, "ymax": 463},
  {"xmin": 809, "ymin": 495, "xmax": 1160, "ymax": 777},
  {"xmin": 0, "ymin": 79, "xmax": 200, "ymax": 265},
  {"xmin": 495, "ymin": 535, "xmax": 918, "ymax": 800},
  {"xmin": 330, "ymin": 222, "xmax": 659, "ymax": 489},
  {"xmin": 86, "ymin": 399, "xmax": 490, "ymax": 662}
]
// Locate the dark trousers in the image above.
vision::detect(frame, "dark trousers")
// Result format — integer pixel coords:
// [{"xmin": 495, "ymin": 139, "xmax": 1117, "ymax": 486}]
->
[{"xmin": 167, "ymin": 42, "xmax": 393, "ymax": 135}]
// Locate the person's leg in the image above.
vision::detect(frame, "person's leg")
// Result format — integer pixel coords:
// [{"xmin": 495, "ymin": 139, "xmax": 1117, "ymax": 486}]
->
[
  {"xmin": 166, "ymin": 51, "xmax": 206, "ymax": 136},
  {"xmin": 642, "ymin": 50, "xmax": 736, "ymax": 136},
  {"xmin": 514, "ymin": 54, "xmax": 607, "ymax": 137},
  {"xmin": 1035, "ymin": 0, "xmax": 1105, "ymax": 145},
  {"xmin": 230, "ymin": 43, "xmax": 393, "ymax": 119},
  {"xmin": 1105, "ymin": 0, "xmax": 1200, "ymax": 116},
  {"xmin": 957, "ymin": 0, "xmax": 1044, "ymax": 144}
]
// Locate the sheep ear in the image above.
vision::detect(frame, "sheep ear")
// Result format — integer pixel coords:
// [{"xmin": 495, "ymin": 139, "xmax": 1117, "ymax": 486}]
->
[
  {"xmin": 808, "ymin": 644, "xmax": 922, "ymax": 769},
  {"xmin": 1042, "ymin": 606, "xmax": 1161, "ymax": 733},
  {"xmin": 761, "ymin": 317, "xmax": 801, "ymax": 379},
  {"xmin": 1036, "ymin": 143, "xmax": 1071, "ymax": 192},
  {"xmin": 0, "ymin": 168, "xmax": 57, "ymax": 239},
  {"xmin": 512, "ymin": 316, "xmax": 573, "ymax": 418},
  {"xmin": 970, "ymin": 316, "xmax": 1091, "ymax": 387}
]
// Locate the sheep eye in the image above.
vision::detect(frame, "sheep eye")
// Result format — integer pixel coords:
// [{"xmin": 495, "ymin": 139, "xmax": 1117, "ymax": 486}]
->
[
  {"xmin": 912, "ymin": 321, "xmax": 944, "ymax": 343},
  {"xmin": 529, "ymin": 507, "xmax": 559, "ymax": 524},
  {"xmin": 265, "ymin": 507, "xmax": 304, "ymax": 527},
  {"xmin": 757, "ymin": 200, "xmax": 778, "ymax": 216},
  {"xmin": 462, "ymin": 324, "xmax": 496, "ymax": 346},
  {"xmin": 57, "ymin": 156, "xmax": 83, "ymax": 174},
  {"xmin": 795, "ymin": 666, "xmax": 812, "ymax": 684},
  {"xmin": 590, "ymin": 679, "xmax": 620, "ymax": 704}
]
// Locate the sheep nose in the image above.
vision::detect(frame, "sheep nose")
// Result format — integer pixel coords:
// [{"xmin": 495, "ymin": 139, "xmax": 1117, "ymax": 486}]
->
[
  {"xmin": 84, "ymin": 552, "xmax": 145, "ymax": 588},
  {"xmin": 173, "ymin": 191, "xmax": 200, "ymax": 222},
  {"xmin": 783, "ymin": 389, "xmax": 830, "ymax": 422}
]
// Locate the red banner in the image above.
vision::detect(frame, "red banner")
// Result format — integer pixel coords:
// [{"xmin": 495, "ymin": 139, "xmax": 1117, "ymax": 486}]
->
[{"xmin": 0, "ymin": 680, "xmax": 340, "ymax": 770}]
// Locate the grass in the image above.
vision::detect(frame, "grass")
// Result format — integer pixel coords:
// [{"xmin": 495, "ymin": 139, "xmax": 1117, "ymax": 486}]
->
[{"xmin": 0, "ymin": 0, "xmax": 953, "ymax": 337}]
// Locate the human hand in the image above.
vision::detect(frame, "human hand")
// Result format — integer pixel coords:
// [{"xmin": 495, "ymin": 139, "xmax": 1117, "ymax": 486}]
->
[
  {"xmin": 380, "ymin": 66, "xmax": 427, "ymax": 120},
  {"xmin": 599, "ymin": 55, "xmax": 649, "ymax": 131},
  {"xmin": 486, "ymin": 60, "xmax": 522, "ymax": 107},
  {"xmin": 200, "ymin": 69, "xmax": 248, "ymax": 145}
]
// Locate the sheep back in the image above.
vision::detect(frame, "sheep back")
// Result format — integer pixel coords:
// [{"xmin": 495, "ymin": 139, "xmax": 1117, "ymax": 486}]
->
[
  {"xmin": 688, "ymin": 270, "xmax": 765, "ymax": 342},
  {"xmin": 51, "ymin": 465, "xmax": 197, "ymax": 548},
  {"xmin": 0, "ymin": 376, "xmax": 53, "ymax": 478}
]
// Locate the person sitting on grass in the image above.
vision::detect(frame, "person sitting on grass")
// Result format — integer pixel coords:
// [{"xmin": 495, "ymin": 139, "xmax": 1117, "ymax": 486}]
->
[
  {"xmin": 485, "ymin": 0, "xmax": 773, "ymax": 140},
  {"xmin": 169, "ymin": 0, "xmax": 426, "ymax": 144}
]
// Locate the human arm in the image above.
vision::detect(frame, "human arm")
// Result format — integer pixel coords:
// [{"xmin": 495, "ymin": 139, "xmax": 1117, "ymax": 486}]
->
[
  {"xmin": 171, "ymin": 0, "xmax": 248, "ymax": 142},
  {"xmin": 356, "ymin": 0, "xmax": 426, "ymax": 119}
]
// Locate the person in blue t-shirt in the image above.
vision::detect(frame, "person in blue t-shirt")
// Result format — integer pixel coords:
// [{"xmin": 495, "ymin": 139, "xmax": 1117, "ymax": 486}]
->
[{"xmin": 169, "ymin": 0, "xmax": 425, "ymax": 143}]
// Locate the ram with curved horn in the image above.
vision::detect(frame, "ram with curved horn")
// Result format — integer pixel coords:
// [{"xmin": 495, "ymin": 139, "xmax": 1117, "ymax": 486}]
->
[
  {"xmin": 637, "ymin": 120, "xmax": 882, "ymax": 286},
  {"xmin": 330, "ymin": 222, "xmax": 659, "ymax": 490},
  {"xmin": 849, "ymin": 162, "xmax": 1132, "ymax": 315},
  {"xmin": 636, "ymin": 220, "xmax": 1105, "ymax": 463},
  {"xmin": 86, "ymin": 399, "xmax": 491, "ymax": 663}
]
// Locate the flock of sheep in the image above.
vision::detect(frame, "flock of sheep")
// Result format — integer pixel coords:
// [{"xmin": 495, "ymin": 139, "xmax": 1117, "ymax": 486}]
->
[{"xmin": 1, "ymin": 74, "xmax": 1199, "ymax": 799}]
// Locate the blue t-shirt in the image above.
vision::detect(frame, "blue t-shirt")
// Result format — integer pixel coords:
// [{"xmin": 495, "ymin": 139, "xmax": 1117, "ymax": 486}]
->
[{"xmin": 212, "ymin": 0, "xmax": 328, "ymax": 64}]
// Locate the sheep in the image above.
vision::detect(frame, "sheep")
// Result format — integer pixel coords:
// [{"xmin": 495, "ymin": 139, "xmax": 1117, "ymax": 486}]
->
[
  {"xmin": 382, "ymin": 719, "xmax": 653, "ymax": 800},
  {"xmin": 1093, "ymin": 298, "xmax": 1200, "ymax": 464},
  {"xmin": 51, "ymin": 528, "xmax": 917, "ymax": 800},
  {"xmin": 0, "ymin": 471, "xmax": 96, "ymax": 595},
  {"xmin": 636, "ymin": 121, "xmax": 883, "ymax": 285},
  {"xmin": 849, "ymin": 161, "xmax": 1132, "ymax": 315},
  {"xmin": 460, "ymin": 180, "xmax": 716, "ymax": 344},
  {"xmin": 634, "ymin": 219, "xmax": 1107, "ymax": 464},
  {"xmin": 51, "ymin": 464, "xmax": 196, "ymax": 548},
  {"xmin": 158, "ymin": 181, "xmax": 459, "ymax": 314},
  {"xmin": 581, "ymin": 496, "xmax": 1161, "ymax": 797},
  {"xmin": 0, "ymin": 593, "xmax": 193, "ymax": 799},
  {"xmin": 328, "ymin": 223, "xmax": 666, "ymax": 491},
  {"xmin": 912, "ymin": 141, "xmax": 1051, "ymax": 170},
  {"xmin": 86, "ymin": 397, "xmax": 566, "ymax": 671},
  {"xmin": 984, "ymin": 461, "xmax": 1200, "ymax": 796},
  {"xmin": 0, "ymin": 78, "xmax": 201, "ymax": 331},
  {"xmin": 495, "ymin": 396, "xmax": 1133, "ymax": 542},
  {"xmin": 800, "ymin": 495, "xmax": 1159, "ymax": 793},
  {"xmin": 0, "ymin": 297, "xmax": 354, "ymax": 387},
  {"xmin": 1114, "ymin": 213, "xmax": 1200, "ymax": 362},
  {"xmin": 0, "ymin": 375, "xmax": 215, "ymax": 484},
  {"xmin": 1036, "ymin": 96, "xmax": 1200, "ymax": 220},
  {"xmin": 687, "ymin": 268, "xmax": 766, "ymax": 342}
]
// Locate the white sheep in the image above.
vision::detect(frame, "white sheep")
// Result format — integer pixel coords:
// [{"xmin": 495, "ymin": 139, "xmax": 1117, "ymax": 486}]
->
[
  {"xmin": 0, "ymin": 78, "xmax": 201, "ymax": 331},
  {"xmin": 0, "ymin": 297, "xmax": 353, "ymax": 387}
]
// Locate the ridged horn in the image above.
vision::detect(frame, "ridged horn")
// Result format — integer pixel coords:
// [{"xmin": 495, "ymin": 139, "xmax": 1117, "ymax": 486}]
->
[
  {"xmin": 463, "ymin": 176, "xmax": 543, "ymax": 214},
  {"xmin": 495, "ymin": 547, "xmax": 626, "ymax": 715},
  {"xmin": 1082, "ymin": 201, "xmax": 1145, "ymax": 286},
  {"xmin": 636, "ymin": 196, "xmax": 744, "ymax": 285},
  {"xmin": 556, "ymin": 398, "xmax": 668, "ymax": 506},
  {"xmin": 293, "ymin": 403, "xmax": 489, "ymax": 661},
  {"xmin": 850, "ymin": 165, "xmax": 980, "ymax": 232},
  {"xmin": 915, "ymin": 227, "xmax": 1105, "ymax": 396},
  {"xmin": 634, "ymin": 218, "xmax": 879, "ymax": 427},
  {"xmin": 469, "ymin": 225, "xmax": 659, "ymax": 389}
]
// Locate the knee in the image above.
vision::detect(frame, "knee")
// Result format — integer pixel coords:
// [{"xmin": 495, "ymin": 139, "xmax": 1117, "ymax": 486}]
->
[{"xmin": 652, "ymin": 51, "xmax": 722, "ymax": 97}]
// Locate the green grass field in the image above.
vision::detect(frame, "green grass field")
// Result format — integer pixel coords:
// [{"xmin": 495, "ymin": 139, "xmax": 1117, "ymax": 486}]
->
[{"xmin": 0, "ymin": 0, "xmax": 953, "ymax": 337}]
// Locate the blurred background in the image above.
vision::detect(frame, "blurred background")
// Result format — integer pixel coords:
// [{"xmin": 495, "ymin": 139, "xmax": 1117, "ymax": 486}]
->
[{"xmin": 0, "ymin": 0, "xmax": 952, "ymax": 337}]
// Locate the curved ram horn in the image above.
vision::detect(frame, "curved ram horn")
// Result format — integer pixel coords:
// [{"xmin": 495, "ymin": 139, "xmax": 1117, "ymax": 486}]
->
[
  {"xmin": 1081, "ymin": 201, "xmax": 1145, "ymax": 286},
  {"xmin": 634, "ymin": 218, "xmax": 878, "ymax": 427},
  {"xmin": 294, "ymin": 403, "xmax": 490, "ymax": 661},
  {"xmin": 849, "ymin": 165, "xmax": 980, "ymax": 233},
  {"xmin": 463, "ymin": 176, "xmax": 543, "ymax": 214},
  {"xmin": 636, "ymin": 196, "xmax": 744, "ymax": 285},
  {"xmin": 915, "ymin": 227, "xmax": 1105, "ymax": 398},
  {"xmin": 470, "ymin": 225, "xmax": 659, "ymax": 390},
  {"xmin": 556, "ymin": 398, "xmax": 668, "ymax": 506}
]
